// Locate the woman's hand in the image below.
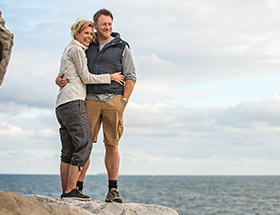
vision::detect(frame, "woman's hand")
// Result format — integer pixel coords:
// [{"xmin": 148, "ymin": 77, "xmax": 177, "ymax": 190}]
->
[{"xmin": 110, "ymin": 72, "xmax": 124, "ymax": 85}]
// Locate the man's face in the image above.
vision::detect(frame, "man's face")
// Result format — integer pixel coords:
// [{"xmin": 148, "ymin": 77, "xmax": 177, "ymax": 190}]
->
[{"xmin": 94, "ymin": 14, "xmax": 113, "ymax": 40}]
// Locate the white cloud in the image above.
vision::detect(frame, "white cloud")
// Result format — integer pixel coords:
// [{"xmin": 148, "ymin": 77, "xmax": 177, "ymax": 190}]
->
[
  {"xmin": 212, "ymin": 95, "xmax": 280, "ymax": 127},
  {"xmin": 0, "ymin": 0, "xmax": 280, "ymax": 175},
  {"xmin": 120, "ymin": 95, "xmax": 280, "ymax": 169},
  {"xmin": 119, "ymin": 151, "xmax": 280, "ymax": 175},
  {"xmin": 0, "ymin": 122, "xmax": 34, "ymax": 138},
  {"xmin": 38, "ymin": 128, "xmax": 57, "ymax": 138}
]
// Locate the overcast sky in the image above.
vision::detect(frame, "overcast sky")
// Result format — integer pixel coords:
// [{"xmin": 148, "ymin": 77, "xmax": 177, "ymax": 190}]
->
[{"xmin": 0, "ymin": 0, "xmax": 280, "ymax": 175}]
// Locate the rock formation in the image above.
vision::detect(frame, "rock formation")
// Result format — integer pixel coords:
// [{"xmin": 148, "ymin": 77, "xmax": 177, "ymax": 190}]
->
[
  {"xmin": 0, "ymin": 190, "xmax": 179, "ymax": 215},
  {"xmin": 0, "ymin": 11, "xmax": 14, "ymax": 86}
]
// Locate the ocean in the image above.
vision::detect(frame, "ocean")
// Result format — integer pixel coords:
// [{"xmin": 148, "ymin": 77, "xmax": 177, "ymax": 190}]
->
[{"xmin": 0, "ymin": 175, "xmax": 280, "ymax": 215}]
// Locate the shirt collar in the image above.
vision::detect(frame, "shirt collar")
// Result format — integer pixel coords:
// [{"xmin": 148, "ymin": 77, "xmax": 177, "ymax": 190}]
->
[{"xmin": 70, "ymin": 39, "xmax": 88, "ymax": 51}]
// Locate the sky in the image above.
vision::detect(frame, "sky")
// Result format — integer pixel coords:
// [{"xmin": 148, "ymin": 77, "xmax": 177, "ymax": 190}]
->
[{"xmin": 0, "ymin": 0, "xmax": 280, "ymax": 175}]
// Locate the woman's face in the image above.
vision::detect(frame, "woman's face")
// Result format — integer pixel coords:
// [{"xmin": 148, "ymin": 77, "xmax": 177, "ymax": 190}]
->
[{"xmin": 75, "ymin": 26, "xmax": 93, "ymax": 46}]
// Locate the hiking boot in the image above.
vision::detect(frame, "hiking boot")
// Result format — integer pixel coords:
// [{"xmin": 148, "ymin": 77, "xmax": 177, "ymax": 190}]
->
[
  {"xmin": 62, "ymin": 188, "xmax": 91, "ymax": 201},
  {"xmin": 76, "ymin": 186, "xmax": 83, "ymax": 194},
  {"xmin": 105, "ymin": 188, "xmax": 123, "ymax": 203}
]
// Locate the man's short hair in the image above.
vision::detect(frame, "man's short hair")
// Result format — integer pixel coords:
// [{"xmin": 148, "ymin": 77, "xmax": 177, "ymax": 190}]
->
[{"xmin": 93, "ymin": 9, "xmax": 113, "ymax": 23}]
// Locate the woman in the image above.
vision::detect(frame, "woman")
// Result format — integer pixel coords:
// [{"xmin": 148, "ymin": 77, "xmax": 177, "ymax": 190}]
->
[{"xmin": 56, "ymin": 20, "xmax": 123, "ymax": 200}]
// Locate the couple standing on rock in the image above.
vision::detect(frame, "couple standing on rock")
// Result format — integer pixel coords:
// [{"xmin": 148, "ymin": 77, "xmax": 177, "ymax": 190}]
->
[{"xmin": 55, "ymin": 8, "xmax": 136, "ymax": 202}]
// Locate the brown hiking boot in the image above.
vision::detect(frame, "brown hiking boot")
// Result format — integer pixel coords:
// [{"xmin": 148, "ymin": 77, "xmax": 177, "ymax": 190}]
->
[{"xmin": 105, "ymin": 188, "xmax": 123, "ymax": 203}]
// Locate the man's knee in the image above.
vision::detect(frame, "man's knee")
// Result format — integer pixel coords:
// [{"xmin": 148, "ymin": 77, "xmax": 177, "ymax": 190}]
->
[{"xmin": 105, "ymin": 143, "xmax": 119, "ymax": 153}]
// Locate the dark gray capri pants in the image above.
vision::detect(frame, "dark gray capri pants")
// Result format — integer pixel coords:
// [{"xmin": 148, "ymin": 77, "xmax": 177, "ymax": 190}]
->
[{"xmin": 56, "ymin": 100, "xmax": 92, "ymax": 168}]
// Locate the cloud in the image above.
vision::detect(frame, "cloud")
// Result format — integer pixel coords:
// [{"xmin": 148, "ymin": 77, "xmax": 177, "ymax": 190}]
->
[
  {"xmin": 0, "ymin": 102, "xmax": 59, "ymax": 154},
  {"xmin": 116, "ymin": 0, "xmax": 280, "ymax": 84},
  {"xmin": 122, "ymin": 95, "xmax": 280, "ymax": 164},
  {"xmin": 38, "ymin": 128, "xmax": 57, "ymax": 138},
  {"xmin": 133, "ymin": 54, "xmax": 211, "ymax": 104},
  {"xmin": 212, "ymin": 93, "xmax": 280, "ymax": 127},
  {"xmin": 0, "ymin": 121, "xmax": 34, "ymax": 138},
  {"xmin": 0, "ymin": 48, "xmax": 59, "ymax": 108},
  {"xmin": 1, "ymin": 0, "xmax": 280, "ymax": 175},
  {"xmin": 120, "ymin": 151, "xmax": 280, "ymax": 175}
]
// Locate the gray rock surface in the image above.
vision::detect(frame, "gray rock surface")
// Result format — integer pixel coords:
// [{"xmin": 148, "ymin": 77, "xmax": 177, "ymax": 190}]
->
[
  {"xmin": 0, "ymin": 11, "xmax": 14, "ymax": 86},
  {"xmin": 0, "ymin": 190, "xmax": 179, "ymax": 215}
]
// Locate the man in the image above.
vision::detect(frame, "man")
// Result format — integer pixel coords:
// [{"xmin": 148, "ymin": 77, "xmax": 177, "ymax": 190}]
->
[{"xmin": 57, "ymin": 9, "xmax": 136, "ymax": 203}]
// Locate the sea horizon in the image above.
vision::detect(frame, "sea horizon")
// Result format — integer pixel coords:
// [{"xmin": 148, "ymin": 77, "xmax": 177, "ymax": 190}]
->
[
  {"xmin": 1, "ymin": 173, "xmax": 280, "ymax": 176},
  {"xmin": 1, "ymin": 175, "xmax": 280, "ymax": 214}
]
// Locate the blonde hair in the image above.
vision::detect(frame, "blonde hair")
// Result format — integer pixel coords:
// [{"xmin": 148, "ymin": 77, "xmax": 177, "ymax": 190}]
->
[{"xmin": 71, "ymin": 20, "xmax": 94, "ymax": 39}]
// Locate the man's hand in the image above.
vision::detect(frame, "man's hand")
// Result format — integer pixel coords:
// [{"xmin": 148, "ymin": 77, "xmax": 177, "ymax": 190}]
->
[{"xmin": 55, "ymin": 73, "xmax": 69, "ymax": 89}]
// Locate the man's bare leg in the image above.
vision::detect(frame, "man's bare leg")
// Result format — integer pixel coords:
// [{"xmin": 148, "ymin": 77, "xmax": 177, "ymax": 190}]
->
[
  {"xmin": 105, "ymin": 144, "xmax": 119, "ymax": 180},
  {"xmin": 104, "ymin": 143, "xmax": 122, "ymax": 203}
]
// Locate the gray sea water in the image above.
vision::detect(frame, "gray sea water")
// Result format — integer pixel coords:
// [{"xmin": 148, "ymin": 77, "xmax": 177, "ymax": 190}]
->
[{"xmin": 0, "ymin": 175, "xmax": 280, "ymax": 215}]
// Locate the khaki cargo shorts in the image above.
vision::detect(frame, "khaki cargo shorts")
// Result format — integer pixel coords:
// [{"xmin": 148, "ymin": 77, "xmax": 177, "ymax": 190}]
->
[{"xmin": 86, "ymin": 95, "xmax": 127, "ymax": 146}]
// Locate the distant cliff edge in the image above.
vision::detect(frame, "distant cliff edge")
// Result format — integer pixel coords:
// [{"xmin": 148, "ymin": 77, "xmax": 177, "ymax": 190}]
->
[
  {"xmin": 0, "ymin": 11, "xmax": 14, "ymax": 86},
  {"xmin": 0, "ymin": 190, "xmax": 179, "ymax": 215}
]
